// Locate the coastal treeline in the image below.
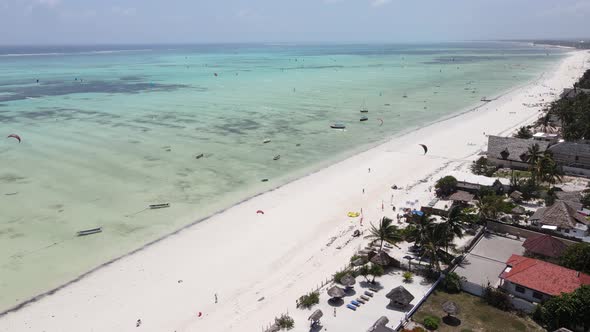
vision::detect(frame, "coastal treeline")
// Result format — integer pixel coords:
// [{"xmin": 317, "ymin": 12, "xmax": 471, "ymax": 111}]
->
[{"xmin": 546, "ymin": 69, "xmax": 590, "ymax": 140}]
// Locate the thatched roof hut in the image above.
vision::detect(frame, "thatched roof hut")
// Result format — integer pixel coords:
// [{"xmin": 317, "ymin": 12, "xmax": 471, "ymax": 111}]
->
[
  {"xmin": 374, "ymin": 316, "xmax": 389, "ymax": 326},
  {"xmin": 308, "ymin": 309, "xmax": 323, "ymax": 322},
  {"xmin": 327, "ymin": 285, "xmax": 345, "ymax": 298},
  {"xmin": 532, "ymin": 201, "xmax": 587, "ymax": 230},
  {"xmin": 511, "ymin": 206, "xmax": 526, "ymax": 215},
  {"xmin": 442, "ymin": 300, "xmax": 459, "ymax": 316},
  {"xmin": 448, "ymin": 190, "xmax": 475, "ymax": 203},
  {"xmin": 386, "ymin": 286, "xmax": 414, "ymax": 307},
  {"xmin": 370, "ymin": 251, "xmax": 392, "ymax": 266},
  {"xmin": 509, "ymin": 190, "xmax": 523, "ymax": 202},
  {"xmin": 340, "ymin": 274, "xmax": 356, "ymax": 287}
]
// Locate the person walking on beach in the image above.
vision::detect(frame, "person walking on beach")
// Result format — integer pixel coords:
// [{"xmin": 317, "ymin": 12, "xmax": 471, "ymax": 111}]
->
[{"xmin": 214, "ymin": 293, "xmax": 218, "ymax": 304}]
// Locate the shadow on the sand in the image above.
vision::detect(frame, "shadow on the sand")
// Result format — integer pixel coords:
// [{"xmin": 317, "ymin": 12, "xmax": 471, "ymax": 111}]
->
[
  {"xmin": 386, "ymin": 303, "xmax": 414, "ymax": 312},
  {"xmin": 328, "ymin": 298, "xmax": 344, "ymax": 307},
  {"xmin": 344, "ymin": 288, "xmax": 357, "ymax": 297},
  {"xmin": 443, "ymin": 315, "xmax": 461, "ymax": 327}
]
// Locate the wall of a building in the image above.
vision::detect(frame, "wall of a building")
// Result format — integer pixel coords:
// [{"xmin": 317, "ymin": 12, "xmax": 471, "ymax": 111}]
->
[
  {"xmin": 501, "ymin": 281, "xmax": 550, "ymax": 303},
  {"xmin": 488, "ymin": 157, "xmax": 530, "ymax": 171}
]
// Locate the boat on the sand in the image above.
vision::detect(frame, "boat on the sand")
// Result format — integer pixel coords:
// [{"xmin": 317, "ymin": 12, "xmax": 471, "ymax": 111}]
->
[{"xmin": 77, "ymin": 227, "xmax": 102, "ymax": 236}]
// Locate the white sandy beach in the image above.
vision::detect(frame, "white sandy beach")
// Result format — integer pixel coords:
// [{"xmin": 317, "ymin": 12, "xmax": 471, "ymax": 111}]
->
[{"xmin": 1, "ymin": 50, "xmax": 588, "ymax": 332}]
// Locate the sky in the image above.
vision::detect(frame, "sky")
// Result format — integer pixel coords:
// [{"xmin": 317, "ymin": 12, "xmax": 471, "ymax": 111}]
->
[{"xmin": 0, "ymin": 0, "xmax": 589, "ymax": 45}]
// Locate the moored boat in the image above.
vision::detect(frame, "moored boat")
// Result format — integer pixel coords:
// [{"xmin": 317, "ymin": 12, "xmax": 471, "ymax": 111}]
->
[
  {"xmin": 360, "ymin": 116, "xmax": 368, "ymax": 122},
  {"xmin": 77, "ymin": 227, "xmax": 102, "ymax": 236},
  {"xmin": 330, "ymin": 123, "xmax": 346, "ymax": 129},
  {"xmin": 149, "ymin": 203, "xmax": 170, "ymax": 209}
]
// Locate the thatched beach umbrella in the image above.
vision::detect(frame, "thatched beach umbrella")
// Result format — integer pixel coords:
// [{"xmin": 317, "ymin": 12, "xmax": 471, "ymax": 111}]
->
[
  {"xmin": 308, "ymin": 309, "xmax": 323, "ymax": 322},
  {"xmin": 340, "ymin": 274, "xmax": 356, "ymax": 287},
  {"xmin": 374, "ymin": 316, "xmax": 389, "ymax": 326},
  {"xmin": 264, "ymin": 323, "xmax": 280, "ymax": 332},
  {"xmin": 386, "ymin": 286, "xmax": 414, "ymax": 308},
  {"xmin": 370, "ymin": 251, "xmax": 393, "ymax": 266},
  {"xmin": 327, "ymin": 285, "xmax": 346, "ymax": 298},
  {"xmin": 442, "ymin": 300, "xmax": 459, "ymax": 316}
]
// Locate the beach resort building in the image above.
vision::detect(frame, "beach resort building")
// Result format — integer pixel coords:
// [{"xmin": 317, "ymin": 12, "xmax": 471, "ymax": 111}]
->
[
  {"xmin": 446, "ymin": 171, "xmax": 511, "ymax": 194},
  {"xmin": 529, "ymin": 200, "xmax": 589, "ymax": 239},
  {"xmin": 486, "ymin": 136, "xmax": 551, "ymax": 170},
  {"xmin": 547, "ymin": 141, "xmax": 590, "ymax": 177},
  {"xmin": 499, "ymin": 254, "xmax": 590, "ymax": 303}
]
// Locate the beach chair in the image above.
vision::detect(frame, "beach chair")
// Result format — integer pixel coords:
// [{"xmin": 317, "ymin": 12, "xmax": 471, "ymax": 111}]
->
[
  {"xmin": 364, "ymin": 291, "xmax": 374, "ymax": 297},
  {"xmin": 356, "ymin": 298, "xmax": 365, "ymax": 304},
  {"xmin": 360, "ymin": 295, "xmax": 370, "ymax": 301},
  {"xmin": 351, "ymin": 300, "xmax": 361, "ymax": 306},
  {"xmin": 346, "ymin": 304, "xmax": 357, "ymax": 311},
  {"xmin": 369, "ymin": 287, "xmax": 380, "ymax": 293}
]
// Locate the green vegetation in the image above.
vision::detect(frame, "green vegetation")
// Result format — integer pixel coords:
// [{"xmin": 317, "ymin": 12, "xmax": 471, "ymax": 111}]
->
[
  {"xmin": 475, "ymin": 194, "xmax": 514, "ymax": 221},
  {"xmin": 409, "ymin": 209, "xmax": 467, "ymax": 272},
  {"xmin": 549, "ymin": 88, "xmax": 590, "ymax": 140},
  {"xmin": 435, "ymin": 176, "xmax": 458, "ymax": 197},
  {"xmin": 482, "ymin": 284, "xmax": 512, "ymax": 311},
  {"xmin": 275, "ymin": 314, "xmax": 295, "ymax": 330},
  {"xmin": 365, "ymin": 217, "xmax": 402, "ymax": 250},
  {"xmin": 423, "ymin": 316, "xmax": 440, "ymax": 330},
  {"xmin": 403, "ymin": 271, "xmax": 414, "ymax": 283},
  {"xmin": 297, "ymin": 291, "xmax": 319, "ymax": 309},
  {"xmin": 470, "ymin": 156, "xmax": 497, "ymax": 177},
  {"xmin": 356, "ymin": 263, "xmax": 384, "ymax": 283},
  {"xmin": 579, "ymin": 69, "xmax": 590, "ymax": 88},
  {"xmin": 441, "ymin": 272, "xmax": 464, "ymax": 293},
  {"xmin": 414, "ymin": 291, "xmax": 544, "ymax": 332},
  {"xmin": 559, "ymin": 242, "xmax": 590, "ymax": 274},
  {"xmin": 333, "ymin": 269, "xmax": 349, "ymax": 284},
  {"xmin": 534, "ymin": 285, "xmax": 590, "ymax": 331},
  {"xmin": 514, "ymin": 126, "xmax": 533, "ymax": 139}
]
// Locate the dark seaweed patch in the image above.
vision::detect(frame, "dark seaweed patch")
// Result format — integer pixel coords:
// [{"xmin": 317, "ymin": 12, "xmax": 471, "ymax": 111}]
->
[
  {"xmin": 0, "ymin": 80, "xmax": 191, "ymax": 102},
  {"xmin": 213, "ymin": 118, "xmax": 261, "ymax": 135}
]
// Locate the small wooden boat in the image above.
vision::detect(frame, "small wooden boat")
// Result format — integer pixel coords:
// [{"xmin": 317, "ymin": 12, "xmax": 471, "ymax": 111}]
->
[
  {"xmin": 360, "ymin": 101, "xmax": 368, "ymax": 113},
  {"xmin": 263, "ymin": 139, "xmax": 271, "ymax": 144},
  {"xmin": 149, "ymin": 203, "xmax": 170, "ymax": 209},
  {"xmin": 330, "ymin": 123, "xmax": 346, "ymax": 129},
  {"xmin": 273, "ymin": 155, "xmax": 281, "ymax": 161},
  {"xmin": 360, "ymin": 116, "xmax": 368, "ymax": 122},
  {"xmin": 195, "ymin": 153, "xmax": 204, "ymax": 159},
  {"xmin": 77, "ymin": 227, "xmax": 102, "ymax": 236},
  {"xmin": 481, "ymin": 96, "xmax": 492, "ymax": 102},
  {"xmin": 261, "ymin": 178, "xmax": 269, "ymax": 182}
]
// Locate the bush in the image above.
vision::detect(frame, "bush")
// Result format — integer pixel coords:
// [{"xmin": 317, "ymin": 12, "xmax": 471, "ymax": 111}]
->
[
  {"xmin": 435, "ymin": 176, "xmax": 457, "ymax": 197},
  {"xmin": 471, "ymin": 157, "xmax": 497, "ymax": 176},
  {"xmin": 403, "ymin": 271, "xmax": 413, "ymax": 283},
  {"xmin": 514, "ymin": 126, "xmax": 533, "ymax": 139},
  {"xmin": 297, "ymin": 291, "xmax": 319, "ymax": 309},
  {"xmin": 483, "ymin": 284, "xmax": 512, "ymax": 311},
  {"xmin": 582, "ymin": 190, "xmax": 590, "ymax": 208},
  {"xmin": 442, "ymin": 272, "xmax": 464, "ymax": 293},
  {"xmin": 423, "ymin": 316, "xmax": 440, "ymax": 330},
  {"xmin": 560, "ymin": 243, "xmax": 590, "ymax": 274},
  {"xmin": 275, "ymin": 314, "xmax": 295, "ymax": 330}
]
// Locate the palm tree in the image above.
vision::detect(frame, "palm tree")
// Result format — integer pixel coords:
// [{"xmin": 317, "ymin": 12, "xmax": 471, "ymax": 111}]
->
[
  {"xmin": 538, "ymin": 152, "xmax": 563, "ymax": 186},
  {"xmin": 365, "ymin": 217, "xmax": 402, "ymax": 250},
  {"xmin": 405, "ymin": 213, "xmax": 436, "ymax": 247},
  {"xmin": 419, "ymin": 223, "xmax": 450, "ymax": 272},
  {"xmin": 442, "ymin": 207, "xmax": 465, "ymax": 252},
  {"xmin": 525, "ymin": 143, "xmax": 543, "ymax": 183}
]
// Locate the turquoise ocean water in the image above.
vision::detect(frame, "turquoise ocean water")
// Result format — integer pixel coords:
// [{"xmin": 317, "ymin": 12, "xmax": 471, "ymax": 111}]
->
[{"xmin": 0, "ymin": 43, "xmax": 564, "ymax": 311}]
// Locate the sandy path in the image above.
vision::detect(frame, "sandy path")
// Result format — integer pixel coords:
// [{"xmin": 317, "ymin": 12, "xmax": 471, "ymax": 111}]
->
[{"xmin": 0, "ymin": 50, "xmax": 588, "ymax": 332}]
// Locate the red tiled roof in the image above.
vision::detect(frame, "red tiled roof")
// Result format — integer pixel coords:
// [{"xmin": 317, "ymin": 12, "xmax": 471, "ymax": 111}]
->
[
  {"xmin": 522, "ymin": 235, "xmax": 568, "ymax": 258},
  {"xmin": 500, "ymin": 255, "xmax": 590, "ymax": 296}
]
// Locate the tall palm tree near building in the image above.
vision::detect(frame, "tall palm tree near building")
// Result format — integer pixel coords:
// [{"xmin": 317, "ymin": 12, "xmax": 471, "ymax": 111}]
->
[{"xmin": 365, "ymin": 217, "xmax": 402, "ymax": 250}]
